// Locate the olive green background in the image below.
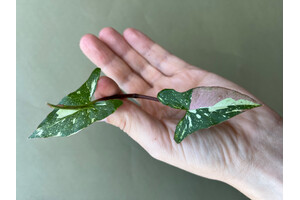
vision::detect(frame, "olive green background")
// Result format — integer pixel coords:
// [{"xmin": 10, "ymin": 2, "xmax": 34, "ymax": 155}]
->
[{"xmin": 17, "ymin": 0, "xmax": 282, "ymax": 199}]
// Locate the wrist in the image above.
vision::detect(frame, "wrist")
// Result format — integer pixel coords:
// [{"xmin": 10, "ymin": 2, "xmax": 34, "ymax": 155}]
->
[
  {"xmin": 225, "ymin": 108, "xmax": 283, "ymax": 199},
  {"xmin": 226, "ymin": 161, "xmax": 282, "ymax": 199}
]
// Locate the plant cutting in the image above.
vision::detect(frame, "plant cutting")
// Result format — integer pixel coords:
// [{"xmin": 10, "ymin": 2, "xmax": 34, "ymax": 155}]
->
[{"xmin": 29, "ymin": 68, "xmax": 261, "ymax": 143}]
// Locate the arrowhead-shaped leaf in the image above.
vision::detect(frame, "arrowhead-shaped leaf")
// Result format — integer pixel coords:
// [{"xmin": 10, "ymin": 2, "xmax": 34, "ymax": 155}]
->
[
  {"xmin": 157, "ymin": 87, "xmax": 261, "ymax": 143},
  {"xmin": 29, "ymin": 68, "xmax": 123, "ymax": 139}
]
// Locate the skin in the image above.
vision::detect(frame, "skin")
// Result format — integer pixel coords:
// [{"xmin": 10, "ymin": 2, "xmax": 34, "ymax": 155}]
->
[{"xmin": 80, "ymin": 27, "xmax": 282, "ymax": 200}]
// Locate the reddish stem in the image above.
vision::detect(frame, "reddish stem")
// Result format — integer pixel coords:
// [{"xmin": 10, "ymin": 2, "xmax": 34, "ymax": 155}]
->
[{"xmin": 92, "ymin": 93, "xmax": 159, "ymax": 103}]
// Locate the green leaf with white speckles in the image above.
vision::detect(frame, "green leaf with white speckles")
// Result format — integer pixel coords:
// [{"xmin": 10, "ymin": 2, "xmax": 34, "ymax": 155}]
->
[
  {"xmin": 59, "ymin": 68, "xmax": 101, "ymax": 106},
  {"xmin": 29, "ymin": 68, "xmax": 123, "ymax": 139},
  {"xmin": 158, "ymin": 87, "xmax": 261, "ymax": 143}
]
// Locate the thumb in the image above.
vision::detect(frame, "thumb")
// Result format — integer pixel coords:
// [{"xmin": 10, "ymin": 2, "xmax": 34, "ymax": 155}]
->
[{"xmin": 95, "ymin": 76, "xmax": 162, "ymax": 150}]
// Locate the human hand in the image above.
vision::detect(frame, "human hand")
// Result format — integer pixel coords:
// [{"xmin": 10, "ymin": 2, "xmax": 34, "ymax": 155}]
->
[{"xmin": 80, "ymin": 27, "xmax": 282, "ymax": 199}]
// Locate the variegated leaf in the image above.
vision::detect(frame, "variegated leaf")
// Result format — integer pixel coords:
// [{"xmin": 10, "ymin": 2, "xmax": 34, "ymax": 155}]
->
[
  {"xmin": 29, "ymin": 68, "xmax": 123, "ymax": 139},
  {"xmin": 157, "ymin": 87, "xmax": 261, "ymax": 143}
]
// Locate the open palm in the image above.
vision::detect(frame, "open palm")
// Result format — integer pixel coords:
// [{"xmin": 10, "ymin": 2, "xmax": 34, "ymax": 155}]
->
[{"xmin": 80, "ymin": 27, "xmax": 282, "ymax": 199}]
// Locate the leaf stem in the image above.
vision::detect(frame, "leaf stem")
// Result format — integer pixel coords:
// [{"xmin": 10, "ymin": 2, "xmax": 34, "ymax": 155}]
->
[
  {"xmin": 47, "ymin": 93, "xmax": 159, "ymax": 109},
  {"xmin": 91, "ymin": 93, "xmax": 159, "ymax": 103}
]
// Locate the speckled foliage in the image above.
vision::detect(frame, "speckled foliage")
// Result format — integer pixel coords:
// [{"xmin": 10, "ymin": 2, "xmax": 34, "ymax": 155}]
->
[
  {"xmin": 29, "ymin": 68, "xmax": 260, "ymax": 143},
  {"xmin": 29, "ymin": 68, "xmax": 123, "ymax": 139},
  {"xmin": 157, "ymin": 87, "xmax": 261, "ymax": 143}
]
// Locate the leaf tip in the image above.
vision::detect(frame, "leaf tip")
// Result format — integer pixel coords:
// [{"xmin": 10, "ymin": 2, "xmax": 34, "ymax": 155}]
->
[
  {"xmin": 250, "ymin": 102, "xmax": 262, "ymax": 109},
  {"xmin": 174, "ymin": 134, "xmax": 183, "ymax": 144},
  {"xmin": 28, "ymin": 128, "xmax": 45, "ymax": 139},
  {"xmin": 47, "ymin": 102, "xmax": 56, "ymax": 108},
  {"xmin": 92, "ymin": 67, "xmax": 101, "ymax": 76},
  {"xmin": 28, "ymin": 133, "xmax": 37, "ymax": 139},
  {"xmin": 256, "ymin": 103, "xmax": 262, "ymax": 107}
]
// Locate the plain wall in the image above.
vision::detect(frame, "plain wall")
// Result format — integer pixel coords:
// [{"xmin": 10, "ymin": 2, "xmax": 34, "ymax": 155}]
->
[{"xmin": 17, "ymin": 0, "xmax": 282, "ymax": 199}]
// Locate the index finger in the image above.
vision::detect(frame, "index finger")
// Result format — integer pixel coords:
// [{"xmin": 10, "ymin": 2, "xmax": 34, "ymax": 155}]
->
[{"xmin": 123, "ymin": 28, "xmax": 189, "ymax": 76}]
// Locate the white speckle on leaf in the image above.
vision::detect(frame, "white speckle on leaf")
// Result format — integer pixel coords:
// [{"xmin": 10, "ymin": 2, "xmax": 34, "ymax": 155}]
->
[
  {"xmin": 95, "ymin": 101, "xmax": 107, "ymax": 106},
  {"xmin": 189, "ymin": 109, "xmax": 197, "ymax": 113},
  {"xmin": 91, "ymin": 118, "xmax": 95, "ymax": 122},
  {"xmin": 187, "ymin": 116, "xmax": 193, "ymax": 128},
  {"xmin": 90, "ymin": 80, "xmax": 97, "ymax": 96},
  {"xmin": 36, "ymin": 129, "xmax": 43, "ymax": 136},
  {"xmin": 56, "ymin": 109, "xmax": 79, "ymax": 119},
  {"xmin": 178, "ymin": 123, "xmax": 188, "ymax": 140},
  {"xmin": 208, "ymin": 98, "xmax": 259, "ymax": 112},
  {"xmin": 196, "ymin": 114, "xmax": 201, "ymax": 119},
  {"xmin": 76, "ymin": 91, "xmax": 81, "ymax": 94},
  {"xmin": 204, "ymin": 113, "xmax": 209, "ymax": 116},
  {"xmin": 57, "ymin": 132, "xmax": 62, "ymax": 136},
  {"xmin": 72, "ymin": 118, "xmax": 76, "ymax": 124}
]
